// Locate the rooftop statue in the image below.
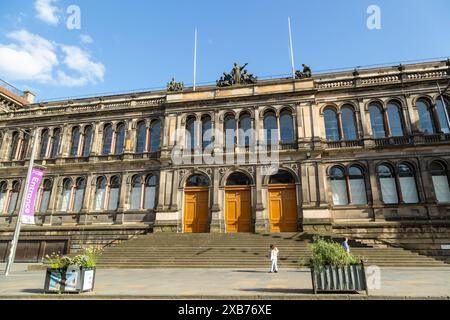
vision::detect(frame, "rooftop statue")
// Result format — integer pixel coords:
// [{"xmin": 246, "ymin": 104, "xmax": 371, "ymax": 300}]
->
[
  {"xmin": 295, "ymin": 64, "xmax": 312, "ymax": 79},
  {"xmin": 167, "ymin": 78, "xmax": 184, "ymax": 92},
  {"xmin": 217, "ymin": 63, "xmax": 257, "ymax": 87}
]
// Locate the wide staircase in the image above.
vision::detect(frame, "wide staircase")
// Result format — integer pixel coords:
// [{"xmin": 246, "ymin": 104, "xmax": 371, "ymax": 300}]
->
[{"xmin": 97, "ymin": 232, "xmax": 449, "ymax": 269}]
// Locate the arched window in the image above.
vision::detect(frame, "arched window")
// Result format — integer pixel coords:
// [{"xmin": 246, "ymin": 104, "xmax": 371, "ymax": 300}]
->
[
  {"xmin": 186, "ymin": 117, "xmax": 197, "ymax": 150},
  {"xmin": 108, "ymin": 176, "xmax": 121, "ymax": 211},
  {"xmin": 73, "ymin": 178, "xmax": 86, "ymax": 213},
  {"xmin": 201, "ymin": 116, "xmax": 212, "ymax": 150},
  {"xmin": 227, "ymin": 172, "xmax": 252, "ymax": 186},
  {"xmin": 377, "ymin": 164, "xmax": 398, "ymax": 204},
  {"xmin": 130, "ymin": 176, "xmax": 142, "ymax": 210},
  {"xmin": 341, "ymin": 107, "xmax": 357, "ymax": 140},
  {"xmin": 144, "ymin": 175, "xmax": 157, "ymax": 209},
  {"xmin": 82, "ymin": 126, "xmax": 93, "ymax": 157},
  {"xmin": 264, "ymin": 111, "xmax": 278, "ymax": 145},
  {"xmin": 136, "ymin": 122, "xmax": 147, "ymax": 153},
  {"xmin": 348, "ymin": 166, "xmax": 368, "ymax": 205},
  {"xmin": 430, "ymin": 161, "xmax": 450, "ymax": 203},
  {"xmin": 186, "ymin": 174, "xmax": 210, "ymax": 187},
  {"xmin": 417, "ymin": 99, "xmax": 435, "ymax": 135},
  {"xmin": 95, "ymin": 177, "xmax": 107, "ymax": 210},
  {"xmin": 224, "ymin": 115, "xmax": 236, "ymax": 149},
  {"xmin": 102, "ymin": 124, "xmax": 113, "ymax": 155},
  {"xmin": 398, "ymin": 163, "xmax": 419, "ymax": 204},
  {"xmin": 39, "ymin": 179, "xmax": 52, "ymax": 213},
  {"xmin": 238, "ymin": 114, "xmax": 252, "ymax": 147},
  {"xmin": 324, "ymin": 108, "xmax": 340, "ymax": 141},
  {"xmin": 40, "ymin": 130, "xmax": 49, "ymax": 159},
  {"xmin": 0, "ymin": 181, "xmax": 8, "ymax": 213},
  {"xmin": 8, "ymin": 181, "xmax": 21, "ymax": 214},
  {"xmin": 387, "ymin": 102, "xmax": 405, "ymax": 137},
  {"xmin": 150, "ymin": 121, "xmax": 161, "ymax": 153},
  {"xmin": 60, "ymin": 179, "xmax": 73, "ymax": 211},
  {"xmin": 269, "ymin": 170, "xmax": 295, "ymax": 184},
  {"xmin": 50, "ymin": 129, "xmax": 61, "ymax": 158},
  {"xmin": 369, "ymin": 104, "xmax": 386, "ymax": 138},
  {"xmin": 10, "ymin": 132, "xmax": 20, "ymax": 160},
  {"xmin": 280, "ymin": 110, "xmax": 295, "ymax": 143},
  {"xmin": 70, "ymin": 127, "xmax": 80, "ymax": 157},
  {"xmin": 114, "ymin": 124, "xmax": 125, "ymax": 155},
  {"xmin": 330, "ymin": 167, "xmax": 348, "ymax": 205},
  {"xmin": 436, "ymin": 97, "xmax": 450, "ymax": 134}
]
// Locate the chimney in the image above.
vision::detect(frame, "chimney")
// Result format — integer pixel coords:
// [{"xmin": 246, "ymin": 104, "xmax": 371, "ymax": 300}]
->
[{"xmin": 23, "ymin": 91, "xmax": 36, "ymax": 104}]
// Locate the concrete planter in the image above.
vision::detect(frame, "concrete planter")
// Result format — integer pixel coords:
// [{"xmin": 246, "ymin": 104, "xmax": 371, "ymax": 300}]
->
[
  {"xmin": 311, "ymin": 263, "xmax": 368, "ymax": 294},
  {"xmin": 44, "ymin": 267, "xmax": 96, "ymax": 293}
]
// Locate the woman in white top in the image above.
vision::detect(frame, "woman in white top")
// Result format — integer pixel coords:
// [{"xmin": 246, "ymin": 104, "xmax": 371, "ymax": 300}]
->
[{"xmin": 269, "ymin": 245, "xmax": 279, "ymax": 273}]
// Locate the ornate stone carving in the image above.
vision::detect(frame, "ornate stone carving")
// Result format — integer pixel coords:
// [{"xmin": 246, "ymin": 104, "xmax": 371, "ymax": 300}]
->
[
  {"xmin": 295, "ymin": 64, "xmax": 312, "ymax": 79},
  {"xmin": 167, "ymin": 78, "xmax": 184, "ymax": 92},
  {"xmin": 217, "ymin": 63, "xmax": 257, "ymax": 87}
]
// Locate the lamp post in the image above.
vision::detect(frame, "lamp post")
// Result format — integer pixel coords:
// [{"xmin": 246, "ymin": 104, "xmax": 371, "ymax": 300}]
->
[{"xmin": 4, "ymin": 129, "xmax": 39, "ymax": 276}]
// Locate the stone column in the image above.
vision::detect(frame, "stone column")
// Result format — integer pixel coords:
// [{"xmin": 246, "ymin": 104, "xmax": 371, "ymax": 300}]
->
[
  {"xmin": 405, "ymin": 95, "xmax": 420, "ymax": 134},
  {"xmin": 368, "ymin": 160, "xmax": 383, "ymax": 221},
  {"xmin": 79, "ymin": 175, "xmax": 94, "ymax": 225},
  {"xmin": 210, "ymin": 168, "xmax": 222, "ymax": 233},
  {"xmin": 60, "ymin": 124, "xmax": 71, "ymax": 157},
  {"xmin": 254, "ymin": 165, "xmax": 268, "ymax": 233},
  {"xmin": 115, "ymin": 174, "xmax": 128, "ymax": 224},
  {"xmin": 0, "ymin": 130, "xmax": 12, "ymax": 161},
  {"xmin": 301, "ymin": 162, "xmax": 332, "ymax": 233}
]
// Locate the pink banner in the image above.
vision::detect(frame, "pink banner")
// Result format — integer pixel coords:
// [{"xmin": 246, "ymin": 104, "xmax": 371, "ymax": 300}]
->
[{"xmin": 21, "ymin": 169, "xmax": 44, "ymax": 225}]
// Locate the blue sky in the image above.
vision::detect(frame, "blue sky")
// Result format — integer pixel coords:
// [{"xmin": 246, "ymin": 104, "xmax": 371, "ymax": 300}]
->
[{"xmin": 0, "ymin": 0, "xmax": 450, "ymax": 102}]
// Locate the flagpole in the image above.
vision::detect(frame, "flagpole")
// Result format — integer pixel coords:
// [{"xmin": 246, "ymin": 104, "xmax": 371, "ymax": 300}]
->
[
  {"xmin": 288, "ymin": 17, "xmax": 295, "ymax": 80},
  {"xmin": 193, "ymin": 28, "xmax": 198, "ymax": 91},
  {"xmin": 4, "ymin": 129, "xmax": 38, "ymax": 276}
]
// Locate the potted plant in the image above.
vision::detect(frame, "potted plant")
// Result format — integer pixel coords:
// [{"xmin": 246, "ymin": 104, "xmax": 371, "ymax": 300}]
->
[
  {"xmin": 306, "ymin": 236, "xmax": 368, "ymax": 295},
  {"xmin": 43, "ymin": 248, "xmax": 103, "ymax": 294}
]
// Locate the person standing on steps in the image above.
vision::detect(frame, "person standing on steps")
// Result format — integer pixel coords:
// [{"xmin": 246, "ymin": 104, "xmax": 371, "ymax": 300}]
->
[
  {"xmin": 342, "ymin": 237, "xmax": 351, "ymax": 254},
  {"xmin": 269, "ymin": 245, "xmax": 279, "ymax": 273}
]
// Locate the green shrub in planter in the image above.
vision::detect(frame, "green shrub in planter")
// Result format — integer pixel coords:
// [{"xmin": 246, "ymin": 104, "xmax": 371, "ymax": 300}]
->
[
  {"xmin": 43, "ymin": 248, "xmax": 102, "ymax": 293},
  {"xmin": 307, "ymin": 236, "xmax": 368, "ymax": 294}
]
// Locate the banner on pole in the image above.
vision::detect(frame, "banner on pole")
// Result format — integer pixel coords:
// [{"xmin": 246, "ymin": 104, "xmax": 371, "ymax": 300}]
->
[{"xmin": 21, "ymin": 168, "xmax": 44, "ymax": 225}]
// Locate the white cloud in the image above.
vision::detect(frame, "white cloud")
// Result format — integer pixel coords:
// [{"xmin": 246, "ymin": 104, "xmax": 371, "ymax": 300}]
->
[
  {"xmin": 59, "ymin": 45, "xmax": 105, "ymax": 86},
  {"xmin": 35, "ymin": 0, "xmax": 60, "ymax": 26},
  {"xmin": 80, "ymin": 34, "xmax": 94, "ymax": 44},
  {"xmin": 0, "ymin": 30, "xmax": 58, "ymax": 82},
  {"xmin": 0, "ymin": 29, "xmax": 105, "ymax": 87}
]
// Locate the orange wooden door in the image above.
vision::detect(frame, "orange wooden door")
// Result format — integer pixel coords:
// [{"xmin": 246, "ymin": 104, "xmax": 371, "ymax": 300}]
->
[
  {"xmin": 225, "ymin": 187, "xmax": 252, "ymax": 233},
  {"xmin": 184, "ymin": 188, "xmax": 209, "ymax": 233},
  {"xmin": 269, "ymin": 185, "xmax": 298, "ymax": 232}
]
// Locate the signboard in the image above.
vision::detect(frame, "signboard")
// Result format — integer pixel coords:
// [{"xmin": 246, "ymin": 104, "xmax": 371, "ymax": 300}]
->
[{"xmin": 21, "ymin": 168, "xmax": 44, "ymax": 225}]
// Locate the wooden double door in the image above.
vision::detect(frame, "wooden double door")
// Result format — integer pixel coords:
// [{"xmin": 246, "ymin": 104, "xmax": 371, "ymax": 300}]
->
[
  {"xmin": 268, "ymin": 184, "xmax": 298, "ymax": 232},
  {"xmin": 184, "ymin": 187, "xmax": 209, "ymax": 233},
  {"xmin": 225, "ymin": 186, "xmax": 252, "ymax": 233}
]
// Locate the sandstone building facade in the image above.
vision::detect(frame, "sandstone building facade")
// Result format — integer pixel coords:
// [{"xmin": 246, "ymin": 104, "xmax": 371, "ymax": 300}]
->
[{"xmin": 1, "ymin": 60, "xmax": 450, "ymax": 259}]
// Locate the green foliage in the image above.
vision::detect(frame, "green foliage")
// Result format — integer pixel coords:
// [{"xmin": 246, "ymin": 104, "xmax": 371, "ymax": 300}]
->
[
  {"xmin": 307, "ymin": 236, "xmax": 359, "ymax": 269},
  {"xmin": 43, "ymin": 248, "xmax": 103, "ymax": 269}
]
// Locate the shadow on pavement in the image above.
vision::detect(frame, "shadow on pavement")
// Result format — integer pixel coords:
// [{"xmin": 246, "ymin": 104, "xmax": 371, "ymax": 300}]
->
[
  {"xmin": 21, "ymin": 289, "xmax": 45, "ymax": 294},
  {"xmin": 240, "ymin": 288, "xmax": 313, "ymax": 294}
]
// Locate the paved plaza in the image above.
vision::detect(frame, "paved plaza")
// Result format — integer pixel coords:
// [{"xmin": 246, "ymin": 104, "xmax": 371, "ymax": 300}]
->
[{"xmin": 0, "ymin": 264, "xmax": 450, "ymax": 299}]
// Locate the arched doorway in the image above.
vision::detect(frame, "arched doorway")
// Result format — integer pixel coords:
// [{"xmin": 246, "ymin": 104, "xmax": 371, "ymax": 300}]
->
[
  {"xmin": 225, "ymin": 172, "xmax": 252, "ymax": 233},
  {"xmin": 268, "ymin": 170, "xmax": 298, "ymax": 232},
  {"xmin": 184, "ymin": 174, "xmax": 210, "ymax": 233}
]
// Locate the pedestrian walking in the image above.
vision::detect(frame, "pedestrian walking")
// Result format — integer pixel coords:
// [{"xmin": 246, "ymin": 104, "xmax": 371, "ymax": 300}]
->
[{"xmin": 269, "ymin": 244, "xmax": 279, "ymax": 273}]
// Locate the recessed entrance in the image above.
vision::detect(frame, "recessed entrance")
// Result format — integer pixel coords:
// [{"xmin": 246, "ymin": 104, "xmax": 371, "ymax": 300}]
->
[
  {"xmin": 184, "ymin": 174, "xmax": 210, "ymax": 233},
  {"xmin": 225, "ymin": 173, "xmax": 252, "ymax": 233},
  {"xmin": 268, "ymin": 170, "xmax": 298, "ymax": 232}
]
